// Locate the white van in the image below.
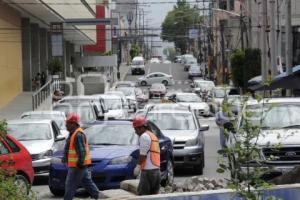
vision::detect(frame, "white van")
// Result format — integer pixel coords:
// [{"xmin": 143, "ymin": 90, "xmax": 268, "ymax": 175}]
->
[{"xmin": 131, "ymin": 56, "xmax": 145, "ymax": 75}]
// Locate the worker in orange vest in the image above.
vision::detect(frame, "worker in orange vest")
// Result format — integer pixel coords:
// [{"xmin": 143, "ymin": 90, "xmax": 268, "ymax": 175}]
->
[
  {"xmin": 132, "ymin": 117, "xmax": 161, "ymax": 195},
  {"xmin": 63, "ymin": 113, "xmax": 99, "ymax": 200}
]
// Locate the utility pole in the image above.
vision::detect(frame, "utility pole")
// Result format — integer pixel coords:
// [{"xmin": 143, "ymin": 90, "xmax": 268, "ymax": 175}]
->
[
  {"xmin": 261, "ymin": 0, "xmax": 268, "ymax": 82},
  {"xmin": 270, "ymin": 0, "xmax": 277, "ymax": 77},
  {"xmin": 135, "ymin": 1, "xmax": 138, "ymax": 44},
  {"xmin": 240, "ymin": 4, "xmax": 244, "ymax": 50},
  {"xmin": 285, "ymin": 0, "xmax": 292, "ymax": 96},
  {"xmin": 247, "ymin": 0, "xmax": 252, "ymax": 48},
  {"xmin": 220, "ymin": 21, "xmax": 226, "ymax": 84}
]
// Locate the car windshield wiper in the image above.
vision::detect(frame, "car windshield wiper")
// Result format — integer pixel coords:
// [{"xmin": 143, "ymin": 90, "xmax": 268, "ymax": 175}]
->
[
  {"xmin": 281, "ymin": 125, "xmax": 300, "ymax": 129},
  {"xmin": 261, "ymin": 126, "xmax": 272, "ymax": 130}
]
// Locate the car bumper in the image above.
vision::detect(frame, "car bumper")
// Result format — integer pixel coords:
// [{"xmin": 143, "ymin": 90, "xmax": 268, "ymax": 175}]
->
[
  {"xmin": 49, "ymin": 163, "xmax": 136, "ymax": 190},
  {"xmin": 241, "ymin": 163, "xmax": 299, "ymax": 175},
  {"xmin": 32, "ymin": 158, "xmax": 51, "ymax": 175},
  {"xmin": 131, "ymin": 68, "xmax": 145, "ymax": 73},
  {"xmin": 173, "ymin": 146, "xmax": 203, "ymax": 167}
]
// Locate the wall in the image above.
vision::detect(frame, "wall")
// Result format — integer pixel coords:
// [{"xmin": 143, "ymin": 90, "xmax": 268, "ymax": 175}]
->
[{"xmin": 0, "ymin": 3, "xmax": 22, "ymax": 108}]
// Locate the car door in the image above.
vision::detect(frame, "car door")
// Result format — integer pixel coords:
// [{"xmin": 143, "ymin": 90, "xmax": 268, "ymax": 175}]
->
[
  {"xmin": 147, "ymin": 74, "xmax": 156, "ymax": 84},
  {"xmin": 52, "ymin": 122, "xmax": 65, "ymax": 150},
  {"xmin": 147, "ymin": 121, "xmax": 172, "ymax": 172}
]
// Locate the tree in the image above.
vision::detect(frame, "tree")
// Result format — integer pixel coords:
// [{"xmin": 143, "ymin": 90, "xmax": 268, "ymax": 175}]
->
[
  {"xmin": 231, "ymin": 48, "xmax": 261, "ymax": 89},
  {"xmin": 163, "ymin": 47, "xmax": 177, "ymax": 61},
  {"xmin": 161, "ymin": 0, "xmax": 202, "ymax": 54},
  {"xmin": 130, "ymin": 44, "xmax": 140, "ymax": 60},
  {"xmin": 48, "ymin": 58, "xmax": 63, "ymax": 75}
]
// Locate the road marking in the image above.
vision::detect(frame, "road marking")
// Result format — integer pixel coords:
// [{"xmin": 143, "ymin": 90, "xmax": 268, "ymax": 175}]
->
[
  {"xmin": 147, "ymin": 64, "xmax": 151, "ymax": 75},
  {"xmin": 169, "ymin": 64, "xmax": 172, "ymax": 76}
]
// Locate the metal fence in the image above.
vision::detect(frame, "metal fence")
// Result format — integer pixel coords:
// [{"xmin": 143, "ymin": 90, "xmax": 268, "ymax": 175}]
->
[{"xmin": 32, "ymin": 77, "xmax": 60, "ymax": 110}]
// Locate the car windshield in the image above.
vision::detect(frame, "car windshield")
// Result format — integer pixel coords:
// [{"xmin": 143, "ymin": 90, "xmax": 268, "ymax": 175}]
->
[
  {"xmin": 132, "ymin": 60, "xmax": 144, "ymax": 65},
  {"xmin": 151, "ymin": 84, "xmax": 164, "ymax": 90},
  {"xmin": 195, "ymin": 81, "xmax": 214, "ymax": 90},
  {"xmin": 214, "ymin": 89, "xmax": 227, "ymax": 98},
  {"xmin": 147, "ymin": 113, "xmax": 196, "ymax": 130},
  {"xmin": 103, "ymin": 99, "xmax": 122, "ymax": 110},
  {"xmin": 116, "ymin": 87, "xmax": 135, "ymax": 96},
  {"xmin": 22, "ymin": 114, "xmax": 66, "ymax": 130},
  {"xmin": 177, "ymin": 94, "xmax": 202, "ymax": 102},
  {"xmin": 86, "ymin": 124, "xmax": 138, "ymax": 145},
  {"xmin": 243, "ymin": 104, "xmax": 300, "ymax": 129},
  {"xmin": 53, "ymin": 105, "xmax": 94, "ymax": 122},
  {"xmin": 7, "ymin": 123, "xmax": 52, "ymax": 141}
]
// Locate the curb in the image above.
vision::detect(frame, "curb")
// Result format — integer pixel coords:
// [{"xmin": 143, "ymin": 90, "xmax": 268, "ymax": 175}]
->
[{"xmin": 121, "ymin": 65, "xmax": 131, "ymax": 81}]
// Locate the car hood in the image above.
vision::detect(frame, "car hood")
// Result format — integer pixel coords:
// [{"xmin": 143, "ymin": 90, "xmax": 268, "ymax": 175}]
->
[
  {"xmin": 255, "ymin": 129, "xmax": 300, "ymax": 146},
  {"xmin": 178, "ymin": 102, "xmax": 208, "ymax": 110},
  {"xmin": 161, "ymin": 130, "xmax": 198, "ymax": 141},
  {"xmin": 20, "ymin": 140, "xmax": 53, "ymax": 155},
  {"xmin": 138, "ymin": 77, "xmax": 146, "ymax": 81},
  {"xmin": 89, "ymin": 145, "xmax": 138, "ymax": 160}
]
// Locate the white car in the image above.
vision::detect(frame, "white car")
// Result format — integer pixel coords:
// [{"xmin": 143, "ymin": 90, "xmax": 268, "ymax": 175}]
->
[
  {"xmin": 137, "ymin": 72, "xmax": 174, "ymax": 86},
  {"xmin": 226, "ymin": 98, "xmax": 300, "ymax": 175},
  {"xmin": 97, "ymin": 94, "xmax": 128, "ymax": 119},
  {"xmin": 131, "ymin": 56, "xmax": 145, "ymax": 75},
  {"xmin": 115, "ymin": 87, "xmax": 138, "ymax": 112},
  {"xmin": 172, "ymin": 93, "xmax": 210, "ymax": 117},
  {"xmin": 149, "ymin": 83, "xmax": 167, "ymax": 99},
  {"xmin": 105, "ymin": 91, "xmax": 129, "ymax": 109},
  {"xmin": 7, "ymin": 119, "xmax": 65, "ymax": 175},
  {"xmin": 20, "ymin": 111, "xmax": 69, "ymax": 138},
  {"xmin": 150, "ymin": 58, "xmax": 160, "ymax": 64},
  {"xmin": 192, "ymin": 79, "xmax": 215, "ymax": 96}
]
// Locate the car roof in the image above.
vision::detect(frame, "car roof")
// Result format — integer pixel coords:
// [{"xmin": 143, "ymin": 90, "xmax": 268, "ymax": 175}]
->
[
  {"xmin": 7, "ymin": 119, "xmax": 53, "ymax": 124},
  {"xmin": 105, "ymin": 91, "xmax": 126, "ymax": 96},
  {"xmin": 133, "ymin": 56, "xmax": 144, "ymax": 60},
  {"xmin": 60, "ymin": 96, "xmax": 99, "ymax": 101},
  {"xmin": 21, "ymin": 110, "xmax": 65, "ymax": 116},
  {"xmin": 54, "ymin": 102, "xmax": 92, "ymax": 107},
  {"xmin": 176, "ymin": 92, "xmax": 198, "ymax": 96},
  {"xmin": 148, "ymin": 72, "xmax": 169, "ymax": 76},
  {"xmin": 258, "ymin": 98, "xmax": 300, "ymax": 104},
  {"xmin": 151, "ymin": 83, "xmax": 165, "ymax": 87},
  {"xmin": 146, "ymin": 103, "xmax": 191, "ymax": 113},
  {"xmin": 97, "ymin": 94, "xmax": 122, "ymax": 99}
]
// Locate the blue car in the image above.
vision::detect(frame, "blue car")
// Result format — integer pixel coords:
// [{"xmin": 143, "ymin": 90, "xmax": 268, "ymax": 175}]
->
[{"xmin": 48, "ymin": 120, "xmax": 174, "ymax": 196}]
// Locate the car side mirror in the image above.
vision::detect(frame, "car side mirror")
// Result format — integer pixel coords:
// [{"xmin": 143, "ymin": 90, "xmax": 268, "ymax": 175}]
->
[
  {"xmin": 200, "ymin": 124, "xmax": 209, "ymax": 131},
  {"xmin": 190, "ymin": 84, "xmax": 194, "ymax": 88},
  {"xmin": 55, "ymin": 135, "xmax": 65, "ymax": 142},
  {"xmin": 224, "ymin": 122, "xmax": 236, "ymax": 133}
]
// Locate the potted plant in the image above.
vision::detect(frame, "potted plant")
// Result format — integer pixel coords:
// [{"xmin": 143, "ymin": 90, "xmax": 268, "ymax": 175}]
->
[{"xmin": 48, "ymin": 58, "xmax": 63, "ymax": 78}]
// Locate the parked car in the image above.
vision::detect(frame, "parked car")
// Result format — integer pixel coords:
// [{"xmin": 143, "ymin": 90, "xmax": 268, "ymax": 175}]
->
[
  {"xmin": 146, "ymin": 104, "xmax": 209, "ymax": 174},
  {"xmin": 211, "ymin": 87, "xmax": 240, "ymax": 113},
  {"xmin": 48, "ymin": 120, "xmax": 174, "ymax": 196},
  {"xmin": 57, "ymin": 96, "xmax": 105, "ymax": 119},
  {"xmin": 163, "ymin": 60, "xmax": 172, "ymax": 64},
  {"xmin": 131, "ymin": 56, "xmax": 145, "ymax": 75},
  {"xmin": 115, "ymin": 87, "xmax": 138, "ymax": 112},
  {"xmin": 174, "ymin": 56, "xmax": 182, "ymax": 63},
  {"xmin": 53, "ymin": 102, "xmax": 100, "ymax": 123},
  {"xmin": 192, "ymin": 79, "xmax": 215, "ymax": 100},
  {"xmin": 149, "ymin": 83, "xmax": 167, "ymax": 99},
  {"xmin": 188, "ymin": 65, "xmax": 202, "ymax": 79},
  {"xmin": 135, "ymin": 87, "xmax": 149, "ymax": 108},
  {"xmin": 105, "ymin": 91, "xmax": 129, "ymax": 109},
  {"xmin": 97, "ymin": 94, "xmax": 128, "ymax": 119},
  {"xmin": 169, "ymin": 93, "xmax": 210, "ymax": 117},
  {"xmin": 0, "ymin": 134, "xmax": 34, "ymax": 195},
  {"xmin": 7, "ymin": 119, "xmax": 65, "ymax": 176},
  {"xmin": 20, "ymin": 111, "xmax": 68, "ymax": 138},
  {"xmin": 137, "ymin": 72, "xmax": 174, "ymax": 86},
  {"xmin": 225, "ymin": 98, "xmax": 300, "ymax": 178}
]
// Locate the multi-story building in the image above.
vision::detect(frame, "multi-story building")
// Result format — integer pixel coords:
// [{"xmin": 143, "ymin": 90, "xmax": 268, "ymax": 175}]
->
[{"xmin": 0, "ymin": 0, "xmax": 97, "ymax": 108}]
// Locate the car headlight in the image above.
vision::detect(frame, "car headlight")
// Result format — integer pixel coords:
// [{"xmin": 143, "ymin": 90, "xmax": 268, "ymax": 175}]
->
[
  {"xmin": 109, "ymin": 156, "xmax": 132, "ymax": 165},
  {"xmin": 185, "ymin": 137, "xmax": 199, "ymax": 147},
  {"xmin": 50, "ymin": 157, "xmax": 62, "ymax": 164},
  {"xmin": 37, "ymin": 150, "xmax": 53, "ymax": 160}
]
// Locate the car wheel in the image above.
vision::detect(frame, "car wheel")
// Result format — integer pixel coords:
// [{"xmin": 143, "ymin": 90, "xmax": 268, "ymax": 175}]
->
[
  {"xmin": 161, "ymin": 160, "xmax": 174, "ymax": 187},
  {"xmin": 14, "ymin": 174, "xmax": 30, "ymax": 195},
  {"xmin": 194, "ymin": 153, "xmax": 204, "ymax": 174},
  {"xmin": 162, "ymin": 80, "xmax": 168, "ymax": 86},
  {"xmin": 141, "ymin": 81, "xmax": 147, "ymax": 86},
  {"xmin": 49, "ymin": 186, "xmax": 65, "ymax": 196}
]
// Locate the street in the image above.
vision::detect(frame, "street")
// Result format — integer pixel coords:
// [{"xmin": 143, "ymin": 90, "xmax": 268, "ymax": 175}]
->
[{"xmin": 32, "ymin": 63, "xmax": 227, "ymax": 199}]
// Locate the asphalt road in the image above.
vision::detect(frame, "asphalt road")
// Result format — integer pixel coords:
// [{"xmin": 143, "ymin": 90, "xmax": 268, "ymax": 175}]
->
[{"xmin": 32, "ymin": 63, "xmax": 227, "ymax": 199}]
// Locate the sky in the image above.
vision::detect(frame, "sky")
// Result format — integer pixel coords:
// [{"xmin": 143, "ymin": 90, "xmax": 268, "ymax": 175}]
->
[{"xmin": 140, "ymin": 0, "xmax": 176, "ymax": 56}]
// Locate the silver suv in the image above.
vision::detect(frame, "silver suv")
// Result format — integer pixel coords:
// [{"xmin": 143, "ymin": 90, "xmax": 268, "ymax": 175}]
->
[{"xmin": 145, "ymin": 104, "xmax": 209, "ymax": 174}]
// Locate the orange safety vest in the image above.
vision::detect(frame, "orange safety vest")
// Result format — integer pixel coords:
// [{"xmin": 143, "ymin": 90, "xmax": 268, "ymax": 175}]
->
[
  {"xmin": 67, "ymin": 128, "xmax": 92, "ymax": 167},
  {"xmin": 141, "ymin": 131, "xmax": 160, "ymax": 170}
]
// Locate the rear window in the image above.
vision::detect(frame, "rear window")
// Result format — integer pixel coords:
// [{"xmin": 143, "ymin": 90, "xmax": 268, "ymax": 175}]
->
[{"xmin": 5, "ymin": 137, "xmax": 20, "ymax": 153}]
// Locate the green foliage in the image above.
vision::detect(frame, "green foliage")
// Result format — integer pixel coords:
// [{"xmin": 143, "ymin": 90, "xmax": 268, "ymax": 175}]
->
[
  {"xmin": 130, "ymin": 44, "xmax": 140, "ymax": 60},
  {"xmin": 161, "ymin": 0, "xmax": 202, "ymax": 54},
  {"xmin": 217, "ymin": 95, "xmax": 282, "ymax": 200},
  {"xmin": 163, "ymin": 47, "xmax": 177, "ymax": 61},
  {"xmin": 48, "ymin": 58, "xmax": 63, "ymax": 75},
  {"xmin": 231, "ymin": 48, "xmax": 261, "ymax": 89},
  {"xmin": 0, "ymin": 120, "xmax": 35, "ymax": 200},
  {"xmin": 100, "ymin": 51, "xmax": 113, "ymax": 56}
]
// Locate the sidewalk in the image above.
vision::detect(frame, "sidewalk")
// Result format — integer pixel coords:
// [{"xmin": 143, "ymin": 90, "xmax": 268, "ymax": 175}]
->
[{"xmin": 118, "ymin": 62, "xmax": 131, "ymax": 81}]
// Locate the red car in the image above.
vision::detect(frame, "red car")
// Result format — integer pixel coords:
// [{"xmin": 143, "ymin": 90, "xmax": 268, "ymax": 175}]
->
[{"xmin": 0, "ymin": 134, "xmax": 34, "ymax": 194}]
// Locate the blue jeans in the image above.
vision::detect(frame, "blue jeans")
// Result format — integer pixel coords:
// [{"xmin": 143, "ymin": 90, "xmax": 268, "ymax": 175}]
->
[{"xmin": 64, "ymin": 167, "xmax": 99, "ymax": 200}]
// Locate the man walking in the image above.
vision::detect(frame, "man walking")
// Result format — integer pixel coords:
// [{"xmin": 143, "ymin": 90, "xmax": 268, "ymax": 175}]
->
[
  {"xmin": 63, "ymin": 113, "xmax": 99, "ymax": 200},
  {"xmin": 132, "ymin": 117, "xmax": 161, "ymax": 195}
]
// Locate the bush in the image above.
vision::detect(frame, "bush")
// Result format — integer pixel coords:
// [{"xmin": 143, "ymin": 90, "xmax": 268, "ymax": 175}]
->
[
  {"xmin": 48, "ymin": 58, "xmax": 63, "ymax": 75},
  {"xmin": 130, "ymin": 44, "xmax": 140, "ymax": 60}
]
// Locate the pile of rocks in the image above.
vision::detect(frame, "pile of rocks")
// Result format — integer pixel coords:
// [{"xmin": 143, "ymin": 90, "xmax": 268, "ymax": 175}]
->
[{"xmin": 160, "ymin": 177, "xmax": 228, "ymax": 194}]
